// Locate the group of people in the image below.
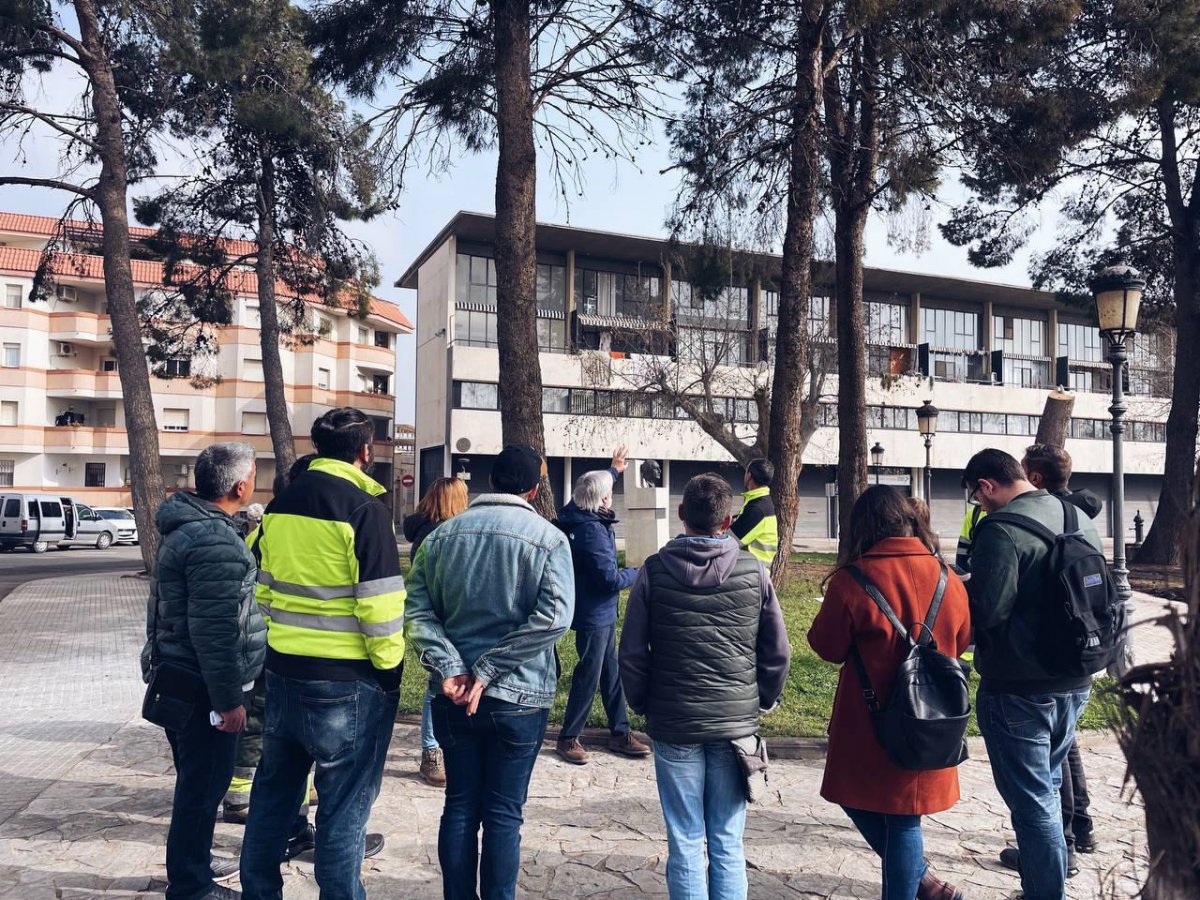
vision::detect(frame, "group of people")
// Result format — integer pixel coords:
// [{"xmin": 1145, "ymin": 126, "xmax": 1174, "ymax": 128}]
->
[{"xmin": 142, "ymin": 404, "xmax": 1107, "ymax": 900}]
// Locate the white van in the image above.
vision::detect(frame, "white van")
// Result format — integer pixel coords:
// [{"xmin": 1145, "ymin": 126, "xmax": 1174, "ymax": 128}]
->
[{"xmin": 0, "ymin": 493, "xmax": 121, "ymax": 553}]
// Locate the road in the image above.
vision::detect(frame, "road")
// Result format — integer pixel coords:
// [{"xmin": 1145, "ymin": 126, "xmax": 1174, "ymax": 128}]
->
[{"xmin": 0, "ymin": 544, "xmax": 144, "ymax": 602}]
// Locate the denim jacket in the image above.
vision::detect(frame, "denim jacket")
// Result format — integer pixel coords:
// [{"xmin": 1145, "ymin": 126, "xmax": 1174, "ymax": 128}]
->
[{"xmin": 404, "ymin": 493, "xmax": 575, "ymax": 708}]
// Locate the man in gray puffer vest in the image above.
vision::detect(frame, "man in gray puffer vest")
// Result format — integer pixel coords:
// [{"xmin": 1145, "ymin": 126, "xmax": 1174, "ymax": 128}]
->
[
  {"xmin": 620, "ymin": 473, "xmax": 790, "ymax": 900},
  {"xmin": 141, "ymin": 442, "xmax": 267, "ymax": 900}
]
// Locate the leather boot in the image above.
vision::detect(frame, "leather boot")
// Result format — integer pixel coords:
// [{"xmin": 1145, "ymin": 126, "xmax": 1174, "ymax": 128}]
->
[{"xmin": 917, "ymin": 869, "xmax": 965, "ymax": 900}]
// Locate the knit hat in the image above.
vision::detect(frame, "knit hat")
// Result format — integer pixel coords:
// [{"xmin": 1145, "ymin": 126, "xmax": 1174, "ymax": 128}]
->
[{"xmin": 492, "ymin": 445, "xmax": 544, "ymax": 494}]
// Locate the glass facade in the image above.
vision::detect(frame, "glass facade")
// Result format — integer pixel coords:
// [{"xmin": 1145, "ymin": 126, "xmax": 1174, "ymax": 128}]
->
[
  {"xmin": 922, "ymin": 307, "xmax": 979, "ymax": 350},
  {"xmin": 867, "ymin": 301, "xmax": 909, "ymax": 345},
  {"xmin": 455, "ymin": 253, "xmax": 567, "ymax": 352},
  {"xmin": 576, "ymin": 268, "xmax": 661, "ymax": 318}
]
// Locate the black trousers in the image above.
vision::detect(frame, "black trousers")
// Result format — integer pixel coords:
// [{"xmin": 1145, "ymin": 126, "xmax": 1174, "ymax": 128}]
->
[
  {"xmin": 1060, "ymin": 736, "xmax": 1094, "ymax": 846},
  {"xmin": 165, "ymin": 703, "xmax": 238, "ymax": 899}
]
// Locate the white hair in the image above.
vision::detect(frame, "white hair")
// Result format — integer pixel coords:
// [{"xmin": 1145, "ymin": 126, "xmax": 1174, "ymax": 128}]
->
[
  {"xmin": 194, "ymin": 442, "xmax": 256, "ymax": 501},
  {"xmin": 572, "ymin": 469, "xmax": 614, "ymax": 512}
]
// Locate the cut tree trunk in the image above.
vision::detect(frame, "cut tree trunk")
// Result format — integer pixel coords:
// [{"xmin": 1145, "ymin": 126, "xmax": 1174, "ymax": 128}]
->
[
  {"xmin": 767, "ymin": 20, "xmax": 825, "ymax": 585},
  {"xmin": 255, "ymin": 153, "xmax": 298, "ymax": 480},
  {"xmin": 76, "ymin": 0, "xmax": 166, "ymax": 571},
  {"xmin": 1035, "ymin": 390, "xmax": 1075, "ymax": 449},
  {"xmin": 491, "ymin": 0, "xmax": 554, "ymax": 519}
]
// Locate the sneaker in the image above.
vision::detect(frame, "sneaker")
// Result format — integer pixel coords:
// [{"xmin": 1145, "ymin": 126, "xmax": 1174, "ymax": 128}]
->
[
  {"xmin": 420, "ymin": 748, "xmax": 446, "ymax": 788},
  {"xmin": 555, "ymin": 737, "xmax": 589, "ymax": 765},
  {"xmin": 999, "ymin": 846, "xmax": 1078, "ymax": 878},
  {"xmin": 607, "ymin": 732, "xmax": 651, "ymax": 758},
  {"xmin": 222, "ymin": 802, "xmax": 249, "ymax": 825},
  {"xmin": 283, "ymin": 822, "xmax": 316, "ymax": 862},
  {"xmin": 201, "ymin": 886, "xmax": 241, "ymax": 899},
  {"xmin": 364, "ymin": 833, "xmax": 385, "ymax": 859},
  {"xmin": 916, "ymin": 869, "xmax": 964, "ymax": 900},
  {"xmin": 210, "ymin": 856, "xmax": 240, "ymax": 883}
]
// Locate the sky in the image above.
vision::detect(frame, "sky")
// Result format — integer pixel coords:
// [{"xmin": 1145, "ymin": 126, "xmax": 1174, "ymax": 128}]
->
[{"xmin": 0, "ymin": 66, "xmax": 1060, "ymax": 426}]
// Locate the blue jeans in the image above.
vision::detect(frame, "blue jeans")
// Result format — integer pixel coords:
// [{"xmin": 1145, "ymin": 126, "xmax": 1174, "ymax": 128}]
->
[
  {"xmin": 841, "ymin": 807, "xmax": 927, "ymax": 900},
  {"xmin": 240, "ymin": 673, "xmax": 399, "ymax": 900},
  {"xmin": 164, "ymin": 702, "xmax": 239, "ymax": 900},
  {"xmin": 562, "ymin": 624, "xmax": 630, "ymax": 739},
  {"xmin": 421, "ymin": 688, "xmax": 439, "ymax": 752},
  {"xmin": 653, "ymin": 740, "xmax": 747, "ymax": 900},
  {"xmin": 978, "ymin": 687, "xmax": 1090, "ymax": 900},
  {"xmin": 432, "ymin": 695, "xmax": 549, "ymax": 900}
]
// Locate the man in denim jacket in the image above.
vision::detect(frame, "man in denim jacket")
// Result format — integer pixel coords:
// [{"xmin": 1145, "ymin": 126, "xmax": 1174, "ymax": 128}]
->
[{"xmin": 405, "ymin": 444, "xmax": 575, "ymax": 900}]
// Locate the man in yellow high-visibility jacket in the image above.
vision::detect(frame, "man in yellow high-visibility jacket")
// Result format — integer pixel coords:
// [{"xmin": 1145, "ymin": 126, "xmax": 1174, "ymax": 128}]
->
[
  {"xmin": 240, "ymin": 407, "xmax": 405, "ymax": 898},
  {"xmin": 730, "ymin": 458, "xmax": 779, "ymax": 564}
]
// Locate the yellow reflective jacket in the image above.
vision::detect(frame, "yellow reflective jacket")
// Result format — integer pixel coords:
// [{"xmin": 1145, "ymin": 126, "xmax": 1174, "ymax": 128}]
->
[
  {"xmin": 253, "ymin": 457, "xmax": 406, "ymax": 688},
  {"xmin": 955, "ymin": 503, "xmax": 986, "ymax": 573},
  {"xmin": 729, "ymin": 486, "xmax": 779, "ymax": 564}
]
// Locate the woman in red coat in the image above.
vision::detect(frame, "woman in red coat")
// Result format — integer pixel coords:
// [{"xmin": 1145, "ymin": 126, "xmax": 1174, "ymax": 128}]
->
[{"xmin": 808, "ymin": 486, "xmax": 971, "ymax": 900}]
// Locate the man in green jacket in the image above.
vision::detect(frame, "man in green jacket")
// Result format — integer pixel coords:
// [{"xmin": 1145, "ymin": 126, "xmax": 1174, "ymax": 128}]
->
[
  {"xmin": 142, "ymin": 441, "xmax": 265, "ymax": 900},
  {"xmin": 729, "ymin": 458, "xmax": 779, "ymax": 564},
  {"xmin": 964, "ymin": 448, "xmax": 1101, "ymax": 900}
]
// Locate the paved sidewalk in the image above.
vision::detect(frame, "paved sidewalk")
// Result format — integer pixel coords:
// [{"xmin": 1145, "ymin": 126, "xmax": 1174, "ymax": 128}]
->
[{"xmin": 0, "ymin": 576, "xmax": 1166, "ymax": 899}]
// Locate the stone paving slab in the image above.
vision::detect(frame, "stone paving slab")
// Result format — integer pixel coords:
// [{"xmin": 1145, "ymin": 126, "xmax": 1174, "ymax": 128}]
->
[{"xmin": 0, "ymin": 576, "xmax": 1163, "ymax": 899}]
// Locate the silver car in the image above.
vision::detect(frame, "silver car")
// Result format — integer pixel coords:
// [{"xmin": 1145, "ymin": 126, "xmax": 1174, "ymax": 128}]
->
[{"xmin": 94, "ymin": 507, "xmax": 139, "ymax": 544}]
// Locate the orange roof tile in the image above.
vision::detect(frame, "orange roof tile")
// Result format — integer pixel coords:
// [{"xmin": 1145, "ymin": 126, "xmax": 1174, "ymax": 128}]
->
[
  {"xmin": 0, "ymin": 211, "xmax": 260, "ymax": 258},
  {"xmin": 0, "ymin": 244, "xmax": 412, "ymax": 331}
]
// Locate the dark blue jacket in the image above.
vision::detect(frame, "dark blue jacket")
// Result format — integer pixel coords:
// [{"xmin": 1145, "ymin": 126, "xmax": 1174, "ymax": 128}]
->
[{"xmin": 557, "ymin": 500, "xmax": 638, "ymax": 630}]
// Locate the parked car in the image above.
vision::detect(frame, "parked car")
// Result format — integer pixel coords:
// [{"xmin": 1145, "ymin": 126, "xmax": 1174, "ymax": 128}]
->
[
  {"xmin": 94, "ymin": 507, "xmax": 139, "ymax": 544},
  {"xmin": 0, "ymin": 493, "xmax": 121, "ymax": 553}
]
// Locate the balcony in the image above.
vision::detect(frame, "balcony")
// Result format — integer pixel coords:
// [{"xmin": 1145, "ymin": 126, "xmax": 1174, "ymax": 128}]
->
[
  {"xmin": 48, "ymin": 312, "xmax": 114, "ymax": 343},
  {"xmin": 45, "ymin": 369, "xmax": 122, "ymax": 399}
]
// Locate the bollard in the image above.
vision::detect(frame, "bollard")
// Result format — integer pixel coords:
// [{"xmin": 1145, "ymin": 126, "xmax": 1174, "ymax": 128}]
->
[{"xmin": 1133, "ymin": 510, "xmax": 1144, "ymax": 548}]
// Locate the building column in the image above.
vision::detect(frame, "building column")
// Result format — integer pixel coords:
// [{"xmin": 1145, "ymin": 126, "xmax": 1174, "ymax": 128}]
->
[
  {"xmin": 565, "ymin": 250, "xmax": 576, "ymax": 318},
  {"xmin": 909, "ymin": 292, "xmax": 922, "ymax": 345},
  {"xmin": 563, "ymin": 456, "xmax": 573, "ymax": 499}
]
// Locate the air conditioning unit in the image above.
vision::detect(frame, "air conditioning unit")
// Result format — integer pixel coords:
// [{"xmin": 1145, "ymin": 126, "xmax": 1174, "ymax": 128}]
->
[
  {"xmin": 57, "ymin": 342, "xmax": 75, "ymax": 356},
  {"xmin": 56, "ymin": 285, "xmax": 77, "ymax": 303},
  {"xmin": 178, "ymin": 463, "xmax": 190, "ymax": 476}
]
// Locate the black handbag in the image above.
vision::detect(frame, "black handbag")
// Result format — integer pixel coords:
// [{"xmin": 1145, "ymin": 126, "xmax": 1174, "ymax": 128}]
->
[
  {"xmin": 141, "ymin": 593, "xmax": 205, "ymax": 731},
  {"xmin": 847, "ymin": 562, "xmax": 971, "ymax": 772}
]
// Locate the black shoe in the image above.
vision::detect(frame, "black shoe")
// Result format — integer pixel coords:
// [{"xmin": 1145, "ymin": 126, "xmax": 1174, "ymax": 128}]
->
[
  {"xmin": 1074, "ymin": 831, "xmax": 1098, "ymax": 853},
  {"xmin": 210, "ymin": 856, "xmax": 240, "ymax": 882},
  {"xmin": 201, "ymin": 886, "xmax": 241, "ymax": 899},
  {"xmin": 282, "ymin": 822, "xmax": 316, "ymax": 861},
  {"xmin": 999, "ymin": 846, "xmax": 1078, "ymax": 878},
  {"xmin": 364, "ymin": 833, "xmax": 385, "ymax": 859}
]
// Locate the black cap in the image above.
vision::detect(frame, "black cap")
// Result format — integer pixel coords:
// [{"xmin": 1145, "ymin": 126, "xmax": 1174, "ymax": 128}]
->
[{"xmin": 492, "ymin": 445, "xmax": 544, "ymax": 494}]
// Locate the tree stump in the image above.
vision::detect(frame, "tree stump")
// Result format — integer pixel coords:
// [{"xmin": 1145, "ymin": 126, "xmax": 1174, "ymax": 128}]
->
[{"xmin": 1035, "ymin": 390, "xmax": 1075, "ymax": 448}]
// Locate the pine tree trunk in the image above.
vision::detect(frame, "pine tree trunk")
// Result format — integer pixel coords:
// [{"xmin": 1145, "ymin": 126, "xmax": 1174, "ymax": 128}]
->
[
  {"xmin": 1138, "ymin": 240, "xmax": 1200, "ymax": 565},
  {"xmin": 75, "ymin": 0, "xmax": 165, "ymax": 571},
  {"xmin": 768, "ymin": 19, "xmax": 825, "ymax": 584},
  {"xmin": 492, "ymin": 0, "xmax": 554, "ymax": 518},
  {"xmin": 255, "ymin": 153, "xmax": 297, "ymax": 481},
  {"xmin": 1035, "ymin": 390, "xmax": 1075, "ymax": 449},
  {"xmin": 834, "ymin": 200, "xmax": 868, "ymax": 551}
]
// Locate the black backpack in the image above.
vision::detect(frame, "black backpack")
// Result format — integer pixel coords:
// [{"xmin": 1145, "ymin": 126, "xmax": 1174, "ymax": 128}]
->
[
  {"xmin": 979, "ymin": 497, "xmax": 1124, "ymax": 677},
  {"xmin": 848, "ymin": 562, "xmax": 971, "ymax": 772}
]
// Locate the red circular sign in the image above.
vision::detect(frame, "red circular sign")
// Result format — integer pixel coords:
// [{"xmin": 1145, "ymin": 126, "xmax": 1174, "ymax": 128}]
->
[{"xmin": 401, "ymin": 474, "xmax": 415, "ymax": 488}]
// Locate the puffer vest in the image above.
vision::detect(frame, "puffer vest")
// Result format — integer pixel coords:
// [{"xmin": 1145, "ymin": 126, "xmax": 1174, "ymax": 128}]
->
[{"xmin": 643, "ymin": 551, "xmax": 763, "ymax": 744}]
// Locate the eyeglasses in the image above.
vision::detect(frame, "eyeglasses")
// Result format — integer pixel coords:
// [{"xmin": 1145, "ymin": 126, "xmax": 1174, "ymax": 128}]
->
[{"xmin": 968, "ymin": 484, "xmax": 981, "ymax": 504}]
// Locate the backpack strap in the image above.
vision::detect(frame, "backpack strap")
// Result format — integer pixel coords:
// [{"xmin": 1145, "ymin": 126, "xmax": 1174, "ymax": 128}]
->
[
  {"xmin": 844, "ymin": 565, "xmax": 909, "ymax": 642},
  {"xmin": 918, "ymin": 562, "xmax": 950, "ymax": 641},
  {"xmin": 978, "ymin": 496, "xmax": 1076, "ymax": 547}
]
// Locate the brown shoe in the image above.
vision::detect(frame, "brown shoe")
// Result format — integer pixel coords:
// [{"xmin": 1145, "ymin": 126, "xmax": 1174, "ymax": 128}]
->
[
  {"xmin": 917, "ymin": 870, "xmax": 965, "ymax": 900},
  {"xmin": 420, "ymin": 748, "xmax": 446, "ymax": 788},
  {"xmin": 607, "ymin": 732, "xmax": 651, "ymax": 758},
  {"xmin": 556, "ymin": 737, "xmax": 589, "ymax": 765}
]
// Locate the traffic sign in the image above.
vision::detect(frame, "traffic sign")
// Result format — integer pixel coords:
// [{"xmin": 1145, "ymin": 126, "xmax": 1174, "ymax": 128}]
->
[{"xmin": 401, "ymin": 474, "xmax": 415, "ymax": 488}]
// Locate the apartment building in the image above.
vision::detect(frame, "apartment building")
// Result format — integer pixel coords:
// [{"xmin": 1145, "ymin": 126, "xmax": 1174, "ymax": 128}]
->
[
  {"xmin": 0, "ymin": 212, "xmax": 412, "ymax": 507},
  {"xmin": 400, "ymin": 212, "xmax": 1170, "ymax": 541}
]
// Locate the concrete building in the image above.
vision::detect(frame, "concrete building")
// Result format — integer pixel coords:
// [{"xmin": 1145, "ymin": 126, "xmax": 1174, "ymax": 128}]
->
[
  {"xmin": 0, "ymin": 212, "xmax": 412, "ymax": 506},
  {"xmin": 399, "ymin": 212, "xmax": 1170, "ymax": 542}
]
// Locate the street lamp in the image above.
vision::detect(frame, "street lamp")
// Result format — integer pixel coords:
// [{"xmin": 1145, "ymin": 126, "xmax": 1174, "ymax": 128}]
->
[
  {"xmin": 870, "ymin": 442, "xmax": 885, "ymax": 485},
  {"xmin": 1091, "ymin": 259, "xmax": 1145, "ymax": 675},
  {"xmin": 915, "ymin": 400, "xmax": 939, "ymax": 502}
]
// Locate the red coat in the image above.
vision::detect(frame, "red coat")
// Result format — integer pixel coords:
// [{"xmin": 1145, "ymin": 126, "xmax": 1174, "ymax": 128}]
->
[{"xmin": 807, "ymin": 537, "xmax": 972, "ymax": 815}]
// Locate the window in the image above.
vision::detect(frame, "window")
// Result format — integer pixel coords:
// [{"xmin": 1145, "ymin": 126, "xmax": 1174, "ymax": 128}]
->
[
  {"xmin": 357, "ymin": 325, "xmax": 369, "ymax": 344},
  {"xmin": 162, "ymin": 408, "xmax": 189, "ymax": 432},
  {"xmin": 761, "ymin": 289, "xmax": 779, "ymax": 320},
  {"xmin": 317, "ymin": 367, "xmax": 331, "ymax": 390},
  {"xmin": 867, "ymin": 302, "xmax": 909, "ymax": 345},
  {"xmin": 2, "ymin": 343, "xmax": 19, "ymax": 368},
  {"xmin": 993, "ymin": 314, "xmax": 1045, "ymax": 356},
  {"xmin": 371, "ymin": 374, "xmax": 390, "ymax": 395},
  {"xmin": 577, "ymin": 268, "xmax": 662, "ymax": 317},
  {"xmin": 244, "ymin": 358, "xmax": 264, "ymax": 381},
  {"xmin": 0, "ymin": 460, "xmax": 12, "ymax": 488},
  {"xmin": 246, "ymin": 304, "xmax": 261, "ymax": 328},
  {"xmin": 536, "ymin": 264, "xmax": 567, "ymax": 312},
  {"xmin": 39, "ymin": 500, "xmax": 63, "ymax": 518},
  {"xmin": 921, "ymin": 307, "xmax": 979, "ymax": 350},
  {"xmin": 455, "ymin": 307, "xmax": 498, "ymax": 347},
  {"xmin": 374, "ymin": 330, "xmax": 391, "ymax": 349},
  {"xmin": 4, "ymin": 284, "xmax": 21, "ymax": 309},
  {"xmin": 101, "ymin": 358, "xmax": 118, "ymax": 373},
  {"xmin": 162, "ymin": 358, "xmax": 191, "ymax": 378},
  {"xmin": 456, "ymin": 254, "xmax": 498, "ymax": 305},
  {"xmin": 809, "ymin": 294, "xmax": 831, "ymax": 338},
  {"xmin": 242, "ymin": 412, "xmax": 267, "ymax": 435},
  {"xmin": 84, "ymin": 462, "xmax": 105, "ymax": 487},
  {"xmin": 94, "ymin": 406, "xmax": 116, "ymax": 428},
  {"xmin": 542, "ymin": 387, "xmax": 570, "ymax": 413},
  {"xmin": 457, "ymin": 382, "xmax": 498, "ymax": 410},
  {"xmin": 3, "ymin": 497, "xmax": 18, "ymax": 515},
  {"xmin": 0, "ymin": 401, "xmax": 15, "ymax": 426},
  {"xmin": 536, "ymin": 317, "xmax": 566, "ymax": 353},
  {"xmin": 1058, "ymin": 322, "xmax": 1103, "ymax": 362}
]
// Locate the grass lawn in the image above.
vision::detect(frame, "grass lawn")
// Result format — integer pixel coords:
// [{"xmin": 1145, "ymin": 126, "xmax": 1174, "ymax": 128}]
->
[{"xmin": 398, "ymin": 552, "xmax": 1119, "ymax": 737}]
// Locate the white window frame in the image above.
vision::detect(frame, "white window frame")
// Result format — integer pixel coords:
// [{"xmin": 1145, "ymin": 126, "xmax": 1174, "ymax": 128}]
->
[
  {"xmin": 2, "ymin": 343, "xmax": 19, "ymax": 368},
  {"xmin": 0, "ymin": 400, "xmax": 16, "ymax": 426},
  {"xmin": 317, "ymin": 367, "xmax": 331, "ymax": 390},
  {"xmin": 4, "ymin": 284, "xmax": 21, "ymax": 309},
  {"xmin": 162, "ymin": 408, "xmax": 190, "ymax": 432},
  {"xmin": 241, "ymin": 411, "xmax": 268, "ymax": 435}
]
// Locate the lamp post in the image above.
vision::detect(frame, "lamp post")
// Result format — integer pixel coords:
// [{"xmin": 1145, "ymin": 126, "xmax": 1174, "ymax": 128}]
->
[
  {"xmin": 1091, "ymin": 259, "xmax": 1145, "ymax": 676},
  {"xmin": 915, "ymin": 400, "xmax": 939, "ymax": 502},
  {"xmin": 870, "ymin": 442, "xmax": 885, "ymax": 485}
]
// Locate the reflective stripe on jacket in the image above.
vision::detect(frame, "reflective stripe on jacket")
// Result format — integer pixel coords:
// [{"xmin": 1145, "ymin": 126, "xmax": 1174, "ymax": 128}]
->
[
  {"xmin": 729, "ymin": 486, "xmax": 779, "ymax": 563},
  {"xmin": 254, "ymin": 457, "xmax": 405, "ymax": 685}
]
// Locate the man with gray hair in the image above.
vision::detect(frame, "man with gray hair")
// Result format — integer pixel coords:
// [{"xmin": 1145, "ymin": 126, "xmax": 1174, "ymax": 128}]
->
[
  {"xmin": 141, "ymin": 442, "xmax": 266, "ymax": 900},
  {"xmin": 555, "ymin": 446, "xmax": 648, "ymax": 765}
]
